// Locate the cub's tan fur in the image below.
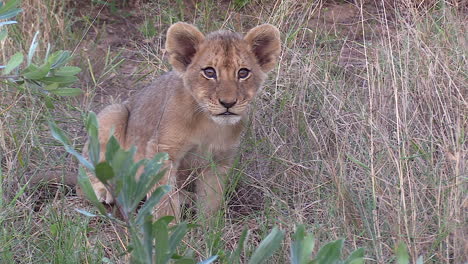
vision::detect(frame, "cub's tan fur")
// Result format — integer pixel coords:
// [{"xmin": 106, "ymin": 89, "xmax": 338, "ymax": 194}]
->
[{"xmin": 85, "ymin": 22, "xmax": 281, "ymax": 218}]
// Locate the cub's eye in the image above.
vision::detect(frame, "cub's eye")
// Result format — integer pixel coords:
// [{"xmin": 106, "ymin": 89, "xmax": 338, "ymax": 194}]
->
[
  {"xmin": 202, "ymin": 67, "xmax": 217, "ymax": 79},
  {"xmin": 238, "ymin": 68, "xmax": 250, "ymax": 79}
]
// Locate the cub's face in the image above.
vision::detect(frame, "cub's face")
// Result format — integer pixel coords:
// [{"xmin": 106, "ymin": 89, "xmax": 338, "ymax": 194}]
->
[{"xmin": 166, "ymin": 23, "xmax": 281, "ymax": 125}]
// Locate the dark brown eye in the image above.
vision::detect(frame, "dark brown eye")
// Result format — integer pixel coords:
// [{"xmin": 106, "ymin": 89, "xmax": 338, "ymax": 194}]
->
[
  {"xmin": 202, "ymin": 67, "xmax": 217, "ymax": 79},
  {"xmin": 238, "ymin": 68, "xmax": 250, "ymax": 79}
]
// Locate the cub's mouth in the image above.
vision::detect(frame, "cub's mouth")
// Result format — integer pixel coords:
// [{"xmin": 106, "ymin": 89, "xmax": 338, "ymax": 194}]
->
[
  {"xmin": 218, "ymin": 111, "xmax": 237, "ymax": 116},
  {"xmin": 211, "ymin": 111, "xmax": 242, "ymax": 125}
]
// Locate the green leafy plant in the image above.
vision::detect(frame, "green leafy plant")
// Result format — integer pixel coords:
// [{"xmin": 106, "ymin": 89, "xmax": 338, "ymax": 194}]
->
[
  {"xmin": 291, "ymin": 225, "xmax": 364, "ymax": 264},
  {"xmin": 225, "ymin": 227, "xmax": 285, "ymax": 264},
  {"xmin": 0, "ymin": 0, "xmax": 82, "ymax": 100},
  {"xmin": 50, "ymin": 112, "xmax": 217, "ymax": 264},
  {"xmin": 0, "ymin": 0, "xmax": 22, "ymax": 29}
]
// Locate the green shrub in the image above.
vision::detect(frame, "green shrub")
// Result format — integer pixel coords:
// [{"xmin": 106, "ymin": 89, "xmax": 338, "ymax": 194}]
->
[{"xmin": 1, "ymin": 0, "xmax": 82, "ymax": 101}]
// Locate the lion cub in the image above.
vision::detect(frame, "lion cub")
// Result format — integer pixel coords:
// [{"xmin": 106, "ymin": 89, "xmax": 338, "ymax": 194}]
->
[{"xmin": 86, "ymin": 22, "xmax": 281, "ymax": 218}]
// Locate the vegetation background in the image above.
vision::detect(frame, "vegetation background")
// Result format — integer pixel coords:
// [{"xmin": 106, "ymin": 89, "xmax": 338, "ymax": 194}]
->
[{"xmin": 0, "ymin": 0, "xmax": 466, "ymax": 263}]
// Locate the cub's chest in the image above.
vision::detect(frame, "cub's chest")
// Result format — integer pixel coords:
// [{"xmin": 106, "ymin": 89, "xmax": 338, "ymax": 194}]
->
[{"xmin": 190, "ymin": 121, "xmax": 243, "ymax": 155}]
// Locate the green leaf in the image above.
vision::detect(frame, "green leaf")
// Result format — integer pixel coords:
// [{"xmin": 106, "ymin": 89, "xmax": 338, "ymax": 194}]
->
[
  {"xmin": 22, "ymin": 63, "xmax": 38, "ymax": 73},
  {"xmin": 291, "ymin": 225, "xmax": 314, "ymax": 264},
  {"xmin": 153, "ymin": 216, "xmax": 175, "ymax": 228},
  {"xmin": 44, "ymin": 83, "xmax": 59, "ymax": 91},
  {"xmin": 310, "ymin": 239, "xmax": 343, "ymax": 264},
  {"xmin": 169, "ymin": 222, "xmax": 188, "ymax": 253},
  {"xmin": 228, "ymin": 227, "xmax": 249, "ymax": 264},
  {"xmin": 42, "ymin": 75, "xmax": 78, "ymax": 85},
  {"xmin": 48, "ymin": 50, "xmax": 71, "ymax": 69},
  {"xmin": 154, "ymin": 217, "xmax": 171, "ymax": 264},
  {"xmin": 95, "ymin": 162, "xmax": 114, "ymax": 184},
  {"xmin": 0, "ymin": 0, "xmax": 20, "ymax": 13},
  {"xmin": 55, "ymin": 66, "xmax": 81, "ymax": 76},
  {"xmin": 197, "ymin": 256, "xmax": 218, "ymax": 264},
  {"xmin": 136, "ymin": 185, "xmax": 171, "ymax": 225},
  {"xmin": 395, "ymin": 241, "xmax": 410, "ymax": 264},
  {"xmin": 0, "ymin": 21, "xmax": 16, "ymax": 28},
  {"xmin": 49, "ymin": 121, "xmax": 94, "ymax": 171},
  {"xmin": 75, "ymin": 208, "xmax": 98, "ymax": 217},
  {"xmin": 248, "ymin": 227, "xmax": 284, "ymax": 264},
  {"xmin": 105, "ymin": 135, "xmax": 121, "ymax": 165},
  {"xmin": 86, "ymin": 111, "xmax": 99, "ymax": 136},
  {"xmin": 110, "ymin": 147, "xmax": 140, "ymax": 211},
  {"xmin": 0, "ymin": 8, "xmax": 21, "ymax": 20},
  {"xmin": 27, "ymin": 31, "xmax": 39, "ymax": 65},
  {"xmin": 142, "ymin": 214, "xmax": 154, "ymax": 264},
  {"xmin": 109, "ymin": 147, "xmax": 136, "ymax": 180},
  {"xmin": 77, "ymin": 167, "xmax": 107, "ymax": 215},
  {"xmin": 85, "ymin": 112, "xmax": 100, "ymax": 166},
  {"xmin": 136, "ymin": 153, "xmax": 168, "ymax": 201},
  {"xmin": 130, "ymin": 227, "xmax": 146, "ymax": 264},
  {"xmin": 23, "ymin": 62, "xmax": 51, "ymax": 80},
  {"xmin": 3, "ymin": 52, "xmax": 23, "ymax": 74},
  {"xmin": 49, "ymin": 88, "xmax": 83, "ymax": 96},
  {"xmin": 49, "ymin": 120, "xmax": 71, "ymax": 145},
  {"xmin": 344, "ymin": 248, "xmax": 365, "ymax": 264}
]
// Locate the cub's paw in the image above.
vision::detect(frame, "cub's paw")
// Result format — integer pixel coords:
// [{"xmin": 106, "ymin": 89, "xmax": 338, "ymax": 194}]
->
[{"xmin": 91, "ymin": 181, "xmax": 114, "ymax": 204}]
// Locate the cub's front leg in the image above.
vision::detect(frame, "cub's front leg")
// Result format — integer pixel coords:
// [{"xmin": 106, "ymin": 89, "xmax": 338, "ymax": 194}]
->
[
  {"xmin": 145, "ymin": 140, "xmax": 185, "ymax": 220},
  {"xmin": 83, "ymin": 104, "xmax": 129, "ymax": 204},
  {"xmin": 195, "ymin": 155, "xmax": 234, "ymax": 216}
]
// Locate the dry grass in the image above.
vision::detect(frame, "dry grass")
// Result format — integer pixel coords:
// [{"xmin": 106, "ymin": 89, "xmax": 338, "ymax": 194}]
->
[
  {"xmin": 239, "ymin": 1, "xmax": 466, "ymax": 262},
  {"xmin": 1, "ymin": 0, "xmax": 466, "ymax": 263}
]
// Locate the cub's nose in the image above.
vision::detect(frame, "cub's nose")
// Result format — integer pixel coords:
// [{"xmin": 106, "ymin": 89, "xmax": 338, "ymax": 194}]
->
[{"xmin": 219, "ymin": 99, "xmax": 237, "ymax": 109}]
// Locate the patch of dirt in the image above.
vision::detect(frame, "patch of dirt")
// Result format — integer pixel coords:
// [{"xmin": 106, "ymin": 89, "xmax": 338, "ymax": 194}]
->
[
  {"xmin": 71, "ymin": 1, "xmax": 156, "ymax": 108},
  {"xmin": 307, "ymin": 1, "xmax": 395, "ymax": 71}
]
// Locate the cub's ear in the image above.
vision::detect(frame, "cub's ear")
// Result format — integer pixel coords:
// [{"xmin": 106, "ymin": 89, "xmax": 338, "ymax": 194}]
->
[
  {"xmin": 244, "ymin": 24, "xmax": 281, "ymax": 73},
  {"xmin": 166, "ymin": 22, "xmax": 205, "ymax": 72}
]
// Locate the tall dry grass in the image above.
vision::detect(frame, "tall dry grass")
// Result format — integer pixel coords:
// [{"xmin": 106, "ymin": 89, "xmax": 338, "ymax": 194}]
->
[{"xmin": 239, "ymin": 0, "xmax": 466, "ymax": 262}]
